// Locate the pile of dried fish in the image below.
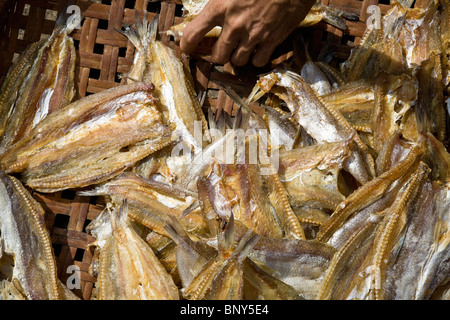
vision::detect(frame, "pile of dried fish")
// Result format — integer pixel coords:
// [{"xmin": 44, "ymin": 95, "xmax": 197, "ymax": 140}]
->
[{"xmin": 0, "ymin": 0, "xmax": 449, "ymax": 300}]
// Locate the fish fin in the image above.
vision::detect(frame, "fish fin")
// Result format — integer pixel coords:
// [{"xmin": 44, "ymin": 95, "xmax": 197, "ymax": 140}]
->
[
  {"xmin": 208, "ymin": 108, "xmax": 217, "ymax": 131},
  {"xmin": 320, "ymin": 4, "xmax": 353, "ymax": 30},
  {"xmin": 231, "ymin": 230, "xmax": 261, "ymax": 263},
  {"xmin": 115, "ymin": 13, "xmax": 159, "ymax": 51},
  {"xmin": 217, "ymin": 213, "xmax": 235, "ymax": 252},
  {"xmin": 163, "ymin": 218, "xmax": 191, "ymax": 246},
  {"xmin": 115, "ymin": 24, "xmax": 142, "ymax": 50},
  {"xmin": 292, "ymin": 32, "xmax": 310, "ymax": 68},
  {"xmin": 216, "ymin": 110, "xmax": 226, "ymax": 136},
  {"xmin": 180, "ymin": 200, "xmax": 200, "ymax": 218},
  {"xmin": 233, "ymin": 106, "xmax": 243, "ymax": 130},
  {"xmin": 148, "ymin": 13, "xmax": 159, "ymax": 42}
]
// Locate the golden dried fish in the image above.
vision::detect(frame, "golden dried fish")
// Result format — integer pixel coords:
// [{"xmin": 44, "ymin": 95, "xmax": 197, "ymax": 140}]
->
[
  {"xmin": 178, "ymin": 214, "xmax": 261, "ymax": 300},
  {"xmin": 321, "ymin": 79, "xmax": 375, "ymax": 133},
  {"xmin": 399, "ymin": 0, "xmax": 442, "ymax": 68},
  {"xmin": 414, "ymin": 53, "xmax": 446, "ymax": 142},
  {"xmin": 0, "ymin": 0, "xmax": 446, "ymax": 302},
  {"xmin": 118, "ymin": 14, "xmax": 207, "ymax": 153},
  {"xmin": 380, "ymin": 178, "xmax": 449, "ymax": 299},
  {"xmin": 422, "ymin": 132, "xmax": 450, "ymax": 181},
  {"xmin": 0, "ymin": 170, "xmax": 78, "ymax": 300},
  {"xmin": 249, "ymin": 69, "xmax": 375, "ymax": 185},
  {"xmin": 341, "ymin": 3, "xmax": 409, "ymax": 82},
  {"xmin": 278, "ymin": 139, "xmax": 352, "ymax": 231},
  {"xmin": 79, "ymin": 172, "xmax": 210, "ymax": 239},
  {"xmin": 0, "ymin": 82, "xmax": 173, "ymax": 192},
  {"xmin": 317, "ymin": 133, "xmax": 425, "ymax": 244},
  {"xmin": 0, "ymin": 279, "xmax": 27, "ymax": 300},
  {"xmin": 87, "ymin": 200, "xmax": 180, "ymax": 300},
  {"xmin": 262, "ymin": 104, "xmax": 298, "ymax": 151},
  {"xmin": 317, "ymin": 159, "xmax": 429, "ymax": 300},
  {"xmin": 262, "ymin": 170, "xmax": 306, "ymax": 240},
  {"xmin": 212, "ymin": 162, "xmax": 285, "ymax": 239},
  {"xmin": 292, "ymin": 34, "xmax": 333, "ymax": 96},
  {"xmin": 248, "ymin": 235, "xmax": 336, "ymax": 299},
  {"xmin": 0, "ymin": 14, "xmax": 76, "ymax": 154},
  {"xmin": 168, "ymin": 207, "xmax": 302, "ymax": 299},
  {"xmin": 371, "ymin": 74, "xmax": 418, "ymax": 152},
  {"xmin": 242, "ymin": 258, "xmax": 301, "ymax": 300},
  {"xmin": 163, "ymin": 218, "xmax": 217, "ymax": 289},
  {"xmin": 316, "ymin": 211, "xmax": 382, "ymax": 300},
  {"xmin": 366, "ymin": 162, "xmax": 429, "ymax": 300}
]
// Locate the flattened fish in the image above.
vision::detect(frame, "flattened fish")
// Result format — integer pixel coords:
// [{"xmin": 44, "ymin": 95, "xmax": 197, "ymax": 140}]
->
[
  {"xmin": 249, "ymin": 69, "xmax": 375, "ymax": 185},
  {"xmin": 87, "ymin": 200, "xmax": 180, "ymax": 300},
  {"xmin": 278, "ymin": 139, "xmax": 352, "ymax": 228},
  {"xmin": 177, "ymin": 214, "xmax": 261, "ymax": 300},
  {"xmin": 0, "ymin": 14, "xmax": 76, "ymax": 154},
  {"xmin": 0, "ymin": 82, "xmax": 173, "ymax": 192},
  {"xmin": 118, "ymin": 14, "xmax": 207, "ymax": 153},
  {"xmin": 341, "ymin": 3, "xmax": 409, "ymax": 82},
  {"xmin": 79, "ymin": 172, "xmax": 209, "ymax": 239},
  {"xmin": 0, "ymin": 170, "xmax": 78, "ymax": 300}
]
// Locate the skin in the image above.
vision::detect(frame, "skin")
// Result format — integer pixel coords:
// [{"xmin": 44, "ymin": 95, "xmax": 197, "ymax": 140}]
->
[{"xmin": 180, "ymin": 0, "xmax": 316, "ymax": 67}]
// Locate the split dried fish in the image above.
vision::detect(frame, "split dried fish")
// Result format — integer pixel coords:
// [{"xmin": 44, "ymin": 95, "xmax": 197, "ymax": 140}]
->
[
  {"xmin": 79, "ymin": 172, "xmax": 209, "ymax": 239},
  {"xmin": 0, "ymin": 170, "xmax": 78, "ymax": 300},
  {"xmin": 87, "ymin": 200, "xmax": 180, "ymax": 299},
  {"xmin": 248, "ymin": 69, "xmax": 376, "ymax": 185},
  {"xmin": 0, "ymin": 14, "xmax": 76, "ymax": 155},
  {"xmin": 118, "ymin": 14, "xmax": 207, "ymax": 153},
  {"xmin": 0, "ymin": 82, "xmax": 173, "ymax": 192}
]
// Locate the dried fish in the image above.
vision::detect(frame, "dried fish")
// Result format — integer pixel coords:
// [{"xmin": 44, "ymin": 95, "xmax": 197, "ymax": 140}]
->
[
  {"xmin": 79, "ymin": 172, "xmax": 209, "ymax": 239},
  {"xmin": 87, "ymin": 200, "xmax": 180, "ymax": 300},
  {"xmin": 278, "ymin": 139, "xmax": 352, "ymax": 226},
  {"xmin": 248, "ymin": 235, "xmax": 336, "ymax": 300},
  {"xmin": 176, "ymin": 214, "xmax": 260, "ymax": 300},
  {"xmin": 249, "ymin": 69, "xmax": 376, "ymax": 185},
  {"xmin": 0, "ymin": 170, "xmax": 78, "ymax": 300},
  {"xmin": 0, "ymin": 14, "xmax": 76, "ymax": 155},
  {"xmin": 0, "ymin": 82, "xmax": 173, "ymax": 192},
  {"xmin": 341, "ymin": 3, "xmax": 409, "ymax": 82},
  {"xmin": 118, "ymin": 14, "xmax": 207, "ymax": 153}
]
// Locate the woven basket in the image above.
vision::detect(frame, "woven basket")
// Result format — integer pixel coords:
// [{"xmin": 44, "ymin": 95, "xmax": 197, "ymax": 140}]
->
[{"xmin": 0, "ymin": 0, "xmax": 431, "ymax": 300}]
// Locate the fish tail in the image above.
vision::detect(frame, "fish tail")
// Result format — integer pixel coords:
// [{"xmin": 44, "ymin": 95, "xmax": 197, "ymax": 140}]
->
[
  {"xmin": 320, "ymin": 4, "xmax": 359, "ymax": 30},
  {"xmin": 116, "ymin": 13, "xmax": 159, "ymax": 52},
  {"xmin": 230, "ymin": 229, "xmax": 261, "ymax": 263},
  {"xmin": 217, "ymin": 213, "xmax": 236, "ymax": 252}
]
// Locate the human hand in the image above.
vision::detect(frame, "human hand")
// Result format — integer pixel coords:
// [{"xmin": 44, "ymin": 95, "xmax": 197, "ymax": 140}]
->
[{"xmin": 179, "ymin": 0, "xmax": 316, "ymax": 67}]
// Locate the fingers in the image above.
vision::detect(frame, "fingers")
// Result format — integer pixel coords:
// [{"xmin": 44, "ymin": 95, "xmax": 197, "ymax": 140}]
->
[
  {"xmin": 230, "ymin": 34, "xmax": 257, "ymax": 67},
  {"xmin": 180, "ymin": 6, "xmax": 222, "ymax": 54},
  {"xmin": 251, "ymin": 40, "xmax": 280, "ymax": 67},
  {"xmin": 211, "ymin": 27, "xmax": 242, "ymax": 65}
]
